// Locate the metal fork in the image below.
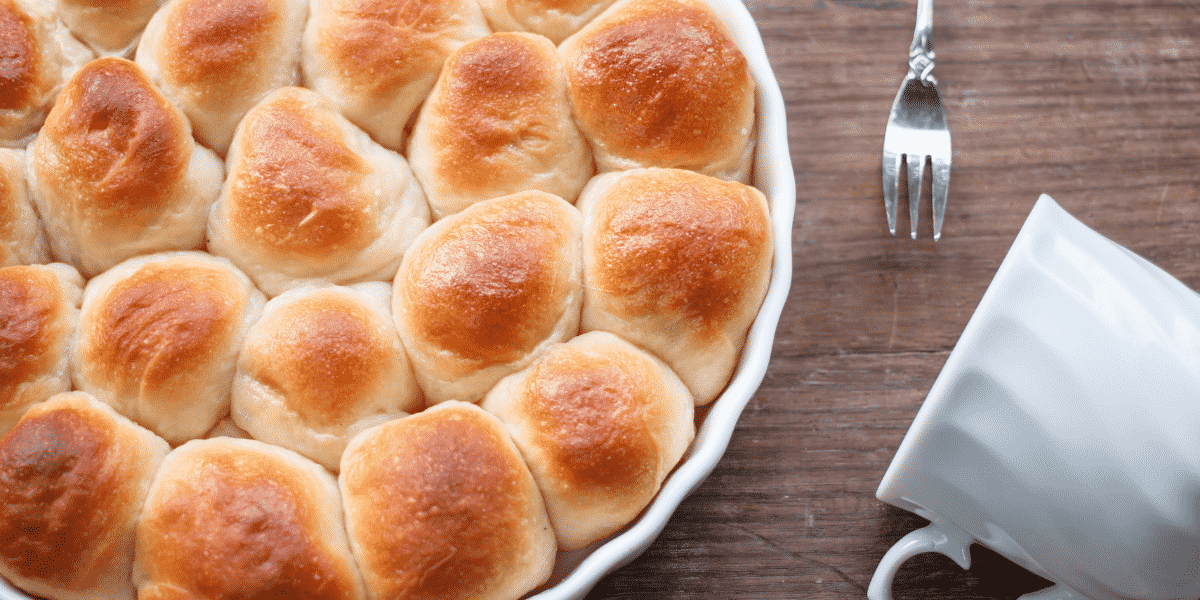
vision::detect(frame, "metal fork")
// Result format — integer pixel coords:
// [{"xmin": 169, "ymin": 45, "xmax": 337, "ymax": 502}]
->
[{"xmin": 883, "ymin": 0, "xmax": 951, "ymax": 240}]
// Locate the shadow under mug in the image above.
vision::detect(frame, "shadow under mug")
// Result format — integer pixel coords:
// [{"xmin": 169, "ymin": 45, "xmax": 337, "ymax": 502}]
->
[{"xmin": 869, "ymin": 195, "xmax": 1200, "ymax": 600}]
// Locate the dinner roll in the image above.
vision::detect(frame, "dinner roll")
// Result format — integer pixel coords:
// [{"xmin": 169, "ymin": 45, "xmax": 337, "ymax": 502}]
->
[
  {"xmin": 0, "ymin": 391, "xmax": 169, "ymax": 600},
  {"xmin": 72, "ymin": 252, "xmax": 267, "ymax": 445},
  {"xmin": 407, "ymin": 32, "xmax": 593, "ymax": 219},
  {"xmin": 135, "ymin": 0, "xmax": 308, "ymax": 155},
  {"xmin": 56, "ymin": 0, "xmax": 166, "ymax": 56},
  {"xmin": 0, "ymin": 263, "xmax": 81, "ymax": 434},
  {"xmin": 0, "ymin": 0, "xmax": 93, "ymax": 148},
  {"xmin": 0, "ymin": 149, "xmax": 49, "ymax": 266},
  {"xmin": 558, "ymin": 0, "xmax": 755, "ymax": 182},
  {"xmin": 135, "ymin": 438, "xmax": 366, "ymax": 600},
  {"xmin": 27, "ymin": 57, "xmax": 224, "ymax": 278},
  {"xmin": 393, "ymin": 190, "xmax": 582, "ymax": 405},
  {"xmin": 300, "ymin": 0, "xmax": 490, "ymax": 151},
  {"xmin": 482, "ymin": 331, "xmax": 694, "ymax": 550},
  {"xmin": 208, "ymin": 86, "xmax": 431, "ymax": 298},
  {"xmin": 341, "ymin": 402, "xmax": 555, "ymax": 600},
  {"xmin": 232, "ymin": 282, "xmax": 421, "ymax": 471},
  {"xmin": 578, "ymin": 168, "xmax": 772, "ymax": 404},
  {"xmin": 478, "ymin": 0, "xmax": 616, "ymax": 43}
]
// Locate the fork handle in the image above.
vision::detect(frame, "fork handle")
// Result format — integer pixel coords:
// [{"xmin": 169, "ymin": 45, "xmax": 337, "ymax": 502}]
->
[{"xmin": 908, "ymin": 0, "xmax": 936, "ymax": 85}]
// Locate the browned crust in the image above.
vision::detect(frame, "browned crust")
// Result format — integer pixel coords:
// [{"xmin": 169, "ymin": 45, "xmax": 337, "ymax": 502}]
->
[
  {"xmin": 138, "ymin": 444, "xmax": 359, "ymax": 600},
  {"xmin": 427, "ymin": 33, "xmax": 561, "ymax": 194},
  {"xmin": 0, "ymin": 401, "xmax": 137, "ymax": 584},
  {"xmin": 61, "ymin": 0, "xmax": 148, "ymax": 8},
  {"xmin": 80, "ymin": 262, "xmax": 241, "ymax": 400},
  {"xmin": 35, "ymin": 58, "xmax": 190, "ymax": 227},
  {"xmin": 0, "ymin": 267, "xmax": 67, "ymax": 409},
  {"xmin": 316, "ymin": 0, "xmax": 470, "ymax": 99},
  {"xmin": 248, "ymin": 294, "xmax": 394, "ymax": 427},
  {"xmin": 589, "ymin": 170, "xmax": 770, "ymax": 337},
  {"xmin": 227, "ymin": 90, "xmax": 377, "ymax": 260},
  {"xmin": 0, "ymin": 0, "xmax": 39, "ymax": 112},
  {"xmin": 400, "ymin": 193, "xmax": 575, "ymax": 365},
  {"xmin": 520, "ymin": 342, "xmax": 660, "ymax": 497},
  {"xmin": 564, "ymin": 0, "xmax": 752, "ymax": 167},
  {"xmin": 160, "ymin": 0, "xmax": 278, "ymax": 104},
  {"xmin": 342, "ymin": 407, "xmax": 538, "ymax": 599}
]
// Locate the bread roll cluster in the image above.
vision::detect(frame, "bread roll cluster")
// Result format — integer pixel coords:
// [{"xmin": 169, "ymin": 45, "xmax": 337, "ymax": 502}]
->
[{"xmin": 0, "ymin": 0, "xmax": 773, "ymax": 597}]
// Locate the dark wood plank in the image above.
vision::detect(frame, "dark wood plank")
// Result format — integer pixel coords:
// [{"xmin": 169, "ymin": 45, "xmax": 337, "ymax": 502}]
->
[{"xmin": 587, "ymin": 0, "xmax": 1200, "ymax": 597}]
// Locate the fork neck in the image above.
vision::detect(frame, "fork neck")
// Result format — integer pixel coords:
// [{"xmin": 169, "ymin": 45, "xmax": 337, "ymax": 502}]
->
[{"xmin": 908, "ymin": 0, "xmax": 936, "ymax": 85}]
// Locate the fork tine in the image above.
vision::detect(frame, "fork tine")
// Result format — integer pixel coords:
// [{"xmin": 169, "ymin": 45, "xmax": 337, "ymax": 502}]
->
[
  {"xmin": 931, "ymin": 156, "xmax": 950, "ymax": 241},
  {"xmin": 882, "ymin": 0, "xmax": 950, "ymax": 240},
  {"xmin": 883, "ymin": 149, "xmax": 902, "ymax": 235},
  {"xmin": 906, "ymin": 154, "xmax": 925, "ymax": 239}
]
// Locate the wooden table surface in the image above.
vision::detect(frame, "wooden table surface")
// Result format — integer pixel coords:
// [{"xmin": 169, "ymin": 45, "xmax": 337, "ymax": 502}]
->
[{"xmin": 585, "ymin": 0, "xmax": 1200, "ymax": 598}]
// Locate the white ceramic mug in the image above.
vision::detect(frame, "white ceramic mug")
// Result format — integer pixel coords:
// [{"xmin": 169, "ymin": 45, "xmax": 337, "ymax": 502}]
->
[{"xmin": 869, "ymin": 195, "xmax": 1200, "ymax": 600}]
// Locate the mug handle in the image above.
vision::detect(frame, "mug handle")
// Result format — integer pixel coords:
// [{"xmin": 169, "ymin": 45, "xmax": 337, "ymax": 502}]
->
[
  {"xmin": 867, "ymin": 521, "xmax": 974, "ymax": 600},
  {"xmin": 868, "ymin": 522, "xmax": 1089, "ymax": 600}
]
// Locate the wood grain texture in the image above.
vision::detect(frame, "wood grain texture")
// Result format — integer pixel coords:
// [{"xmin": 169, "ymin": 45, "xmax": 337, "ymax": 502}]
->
[{"xmin": 585, "ymin": 0, "xmax": 1200, "ymax": 598}]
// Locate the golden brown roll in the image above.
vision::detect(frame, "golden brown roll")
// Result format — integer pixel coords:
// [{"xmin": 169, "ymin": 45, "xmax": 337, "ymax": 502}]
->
[
  {"xmin": 300, "ymin": 0, "xmax": 491, "ymax": 151},
  {"xmin": 0, "ymin": 148, "xmax": 49, "ymax": 266},
  {"xmin": 56, "ymin": 0, "xmax": 166, "ymax": 56},
  {"xmin": 407, "ymin": 32, "xmax": 593, "ymax": 219},
  {"xmin": 208, "ymin": 86, "xmax": 431, "ymax": 298},
  {"xmin": 135, "ymin": 0, "xmax": 308, "ymax": 155},
  {"xmin": 135, "ymin": 438, "xmax": 367, "ymax": 600},
  {"xmin": 27, "ymin": 57, "xmax": 224, "ymax": 278},
  {"xmin": 0, "ymin": 0, "xmax": 93, "ymax": 148},
  {"xmin": 481, "ymin": 331, "xmax": 694, "ymax": 550},
  {"xmin": 340, "ymin": 402, "xmax": 555, "ymax": 600},
  {"xmin": 578, "ymin": 168, "xmax": 772, "ymax": 404},
  {"xmin": 559, "ymin": 0, "xmax": 755, "ymax": 182},
  {"xmin": 0, "ymin": 263, "xmax": 81, "ymax": 434},
  {"xmin": 393, "ymin": 190, "xmax": 583, "ymax": 405},
  {"xmin": 479, "ymin": 0, "xmax": 615, "ymax": 43},
  {"xmin": 232, "ymin": 282, "xmax": 421, "ymax": 471},
  {"xmin": 72, "ymin": 251, "xmax": 267, "ymax": 445},
  {"xmin": 0, "ymin": 391, "xmax": 169, "ymax": 600}
]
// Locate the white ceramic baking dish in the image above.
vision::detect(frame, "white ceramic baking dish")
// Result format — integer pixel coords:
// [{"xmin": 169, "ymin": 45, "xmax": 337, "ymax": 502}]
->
[{"xmin": 0, "ymin": 0, "xmax": 792, "ymax": 596}]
